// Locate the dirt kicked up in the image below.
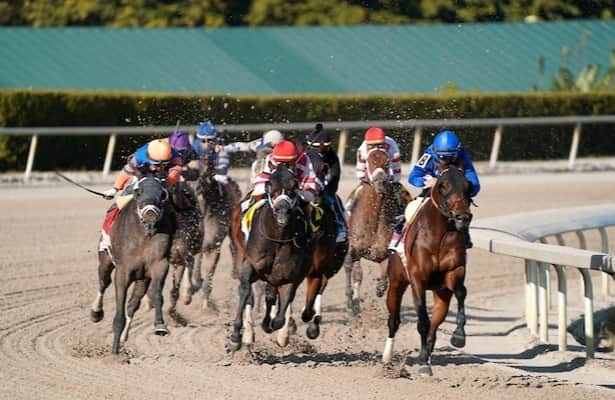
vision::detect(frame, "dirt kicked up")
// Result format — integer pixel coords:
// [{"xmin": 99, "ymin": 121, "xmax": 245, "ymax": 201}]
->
[{"xmin": 1, "ymin": 170, "xmax": 614, "ymax": 400}]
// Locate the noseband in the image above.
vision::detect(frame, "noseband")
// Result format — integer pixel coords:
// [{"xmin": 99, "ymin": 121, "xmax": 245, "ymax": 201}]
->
[
  {"xmin": 135, "ymin": 176, "xmax": 168, "ymax": 223},
  {"xmin": 430, "ymin": 168, "xmax": 469, "ymax": 223}
]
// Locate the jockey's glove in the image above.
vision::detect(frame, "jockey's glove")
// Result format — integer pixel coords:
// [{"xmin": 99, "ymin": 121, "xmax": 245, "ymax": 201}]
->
[{"xmin": 103, "ymin": 187, "xmax": 118, "ymax": 200}]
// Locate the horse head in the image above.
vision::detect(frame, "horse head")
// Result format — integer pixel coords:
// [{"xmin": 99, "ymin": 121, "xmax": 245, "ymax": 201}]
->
[
  {"xmin": 366, "ymin": 146, "xmax": 389, "ymax": 194},
  {"xmin": 432, "ymin": 165, "xmax": 472, "ymax": 231},
  {"xmin": 133, "ymin": 175, "xmax": 169, "ymax": 237},
  {"xmin": 267, "ymin": 163, "xmax": 299, "ymax": 227},
  {"xmin": 170, "ymin": 180, "xmax": 196, "ymax": 211}
]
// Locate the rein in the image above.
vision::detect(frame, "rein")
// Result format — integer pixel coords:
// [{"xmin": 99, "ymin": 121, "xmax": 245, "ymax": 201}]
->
[
  {"xmin": 257, "ymin": 192, "xmax": 303, "ymax": 248},
  {"xmin": 135, "ymin": 176, "xmax": 168, "ymax": 223},
  {"xmin": 429, "ymin": 167, "xmax": 469, "ymax": 222}
]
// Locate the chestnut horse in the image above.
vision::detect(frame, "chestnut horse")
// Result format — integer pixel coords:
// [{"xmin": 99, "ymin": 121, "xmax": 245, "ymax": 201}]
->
[
  {"xmin": 229, "ymin": 164, "xmax": 313, "ymax": 350},
  {"xmin": 344, "ymin": 147, "xmax": 406, "ymax": 315},
  {"xmin": 90, "ymin": 174, "xmax": 175, "ymax": 354},
  {"xmin": 382, "ymin": 165, "xmax": 471, "ymax": 376},
  {"xmin": 301, "ymin": 162, "xmax": 348, "ymax": 339}
]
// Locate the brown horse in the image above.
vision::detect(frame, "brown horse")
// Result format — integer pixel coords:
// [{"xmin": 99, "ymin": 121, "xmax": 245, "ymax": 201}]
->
[
  {"xmin": 189, "ymin": 152, "xmax": 241, "ymax": 309},
  {"xmin": 301, "ymin": 163, "xmax": 348, "ymax": 339},
  {"xmin": 382, "ymin": 165, "xmax": 471, "ymax": 376},
  {"xmin": 344, "ymin": 147, "xmax": 406, "ymax": 315},
  {"xmin": 167, "ymin": 180, "xmax": 204, "ymax": 319},
  {"xmin": 90, "ymin": 174, "xmax": 175, "ymax": 354},
  {"xmin": 229, "ymin": 164, "xmax": 313, "ymax": 350}
]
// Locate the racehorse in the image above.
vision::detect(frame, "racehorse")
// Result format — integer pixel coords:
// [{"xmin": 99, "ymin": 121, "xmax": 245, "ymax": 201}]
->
[
  {"xmin": 90, "ymin": 174, "xmax": 175, "ymax": 354},
  {"xmin": 344, "ymin": 146, "xmax": 405, "ymax": 315},
  {"xmin": 382, "ymin": 165, "xmax": 471, "ymax": 376},
  {"xmin": 301, "ymin": 160, "xmax": 348, "ymax": 339},
  {"xmin": 167, "ymin": 180, "xmax": 204, "ymax": 319},
  {"xmin": 190, "ymin": 150, "xmax": 241, "ymax": 309},
  {"xmin": 229, "ymin": 164, "xmax": 313, "ymax": 350}
]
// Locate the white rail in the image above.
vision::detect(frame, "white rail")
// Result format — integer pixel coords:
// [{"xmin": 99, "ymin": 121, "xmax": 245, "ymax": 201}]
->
[
  {"xmin": 471, "ymin": 204, "xmax": 615, "ymax": 358},
  {"xmin": 2, "ymin": 114, "xmax": 615, "ymax": 181}
]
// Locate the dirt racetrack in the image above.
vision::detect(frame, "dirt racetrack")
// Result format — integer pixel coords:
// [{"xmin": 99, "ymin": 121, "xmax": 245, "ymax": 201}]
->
[{"xmin": 1, "ymin": 166, "xmax": 614, "ymax": 400}]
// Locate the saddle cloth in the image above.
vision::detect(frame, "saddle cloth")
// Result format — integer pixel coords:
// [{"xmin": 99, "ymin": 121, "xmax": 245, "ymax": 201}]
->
[
  {"xmin": 241, "ymin": 199, "xmax": 266, "ymax": 243},
  {"xmin": 99, "ymin": 194, "xmax": 134, "ymax": 252}
]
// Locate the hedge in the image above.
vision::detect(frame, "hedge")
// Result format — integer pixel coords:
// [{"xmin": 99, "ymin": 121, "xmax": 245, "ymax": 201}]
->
[{"xmin": 1, "ymin": 89, "xmax": 615, "ymax": 171}]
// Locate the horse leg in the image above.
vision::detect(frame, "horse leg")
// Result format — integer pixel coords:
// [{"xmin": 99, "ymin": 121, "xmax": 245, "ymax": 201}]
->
[
  {"xmin": 350, "ymin": 257, "xmax": 363, "ymax": 316},
  {"xmin": 201, "ymin": 246, "xmax": 222, "ymax": 310},
  {"xmin": 121, "ymin": 278, "xmax": 150, "ymax": 343},
  {"xmin": 229, "ymin": 262, "xmax": 254, "ymax": 351},
  {"xmin": 449, "ymin": 267, "xmax": 467, "ymax": 348},
  {"xmin": 179, "ymin": 253, "xmax": 194, "ymax": 305},
  {"xmin": 261, "ymin": 283, "xmax": 277, "ymax": 334},
  {"xmin": 422, "ymin": 288, "xmax": 453, "ymax": 376},
  {"xmin": 150, "ymin": 260, "xmax": 170, "ymax": 336},
  {"xmin": 375, "ymin": 258, "xmax": 389, "ymax": 298},
  {"xmin": 307, "ymin": 276, "xmax": 329, "ymax": 340},
  {"xmin": 411, "ymin": 283, "xmax": 432, "ymax": 375},
  {"xmin": 191, "ymin": 251, "xmax": 204, "ymax": 292},
  {"xmin": 168, "ymin": 260, "xmax": 186, "ymax": 323},
  {"xmin": 242, "ymin": 290, "xmax": 256, "ymax": 346},
  {"xmin": 382, "ymin": 258, "xmax": 409, "ymax": 364},
  {"xmin": 90, "ymin": 250, "xmax": 114, "ymax": 322},
  {"xmin": 344, "ymin": 253, "xmax": 353, "ymax": 310},
  {"xmin": 273, "ymin": 283, "xmax": 298, "ymax": 347},
  {"xmin": 302, "ymin": 275, "xmax": 321, "ymax": 323},
  {"xmin": 111, "ymin": 270, "xmax": 130, "ymax": 354}
]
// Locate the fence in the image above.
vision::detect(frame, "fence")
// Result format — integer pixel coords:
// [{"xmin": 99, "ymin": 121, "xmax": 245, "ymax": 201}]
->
[
  {"xmin": 471, "ymin": 204, "xmax": 615, "ymax": 358},
  {"xmin": 2, "ymin": 114, "xmax": 615, "ymax": 181}
]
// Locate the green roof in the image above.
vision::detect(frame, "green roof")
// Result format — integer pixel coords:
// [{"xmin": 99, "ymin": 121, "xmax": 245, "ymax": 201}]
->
[{"xmin": 1, "ymin": 20, "xmax": 614, "ymax": 94}]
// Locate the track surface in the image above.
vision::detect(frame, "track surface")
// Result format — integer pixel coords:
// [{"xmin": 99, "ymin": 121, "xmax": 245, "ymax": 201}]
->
[{"xmin": 1, "ymin": 170, "xmax": 614, "ymax": 399}]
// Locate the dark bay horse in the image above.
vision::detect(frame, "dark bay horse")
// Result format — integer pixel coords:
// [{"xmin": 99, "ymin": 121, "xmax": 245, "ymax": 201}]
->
[
  {"xmin": 301, "ymin": 162, "xmax": 348, "ymax": 339},
  {"xmin": 229, "ymin": 164, "xmax": 313, "ymax": 350},
  {"xmin": 190, "ymin": 153, "xmax": 241, "ymax": 309},
  {"xmin": 167, "ymin": 180, "xmax": 204, "ymax": 319},
  {"xmin": 90, "ymin": 175, "xmax": 175, "ymax": 354},
  {"xmin": 382, "ymin": 166, "xmax": 471, "ymax": 376},
  {"xmin": 344, "ymin": 147, "xmax": 406, "ymax": 315}
]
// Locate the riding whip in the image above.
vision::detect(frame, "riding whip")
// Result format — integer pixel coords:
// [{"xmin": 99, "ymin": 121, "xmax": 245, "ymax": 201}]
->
[{"xmin": 54, "ymin": 171, "xmax": 106, "ymax": 198}]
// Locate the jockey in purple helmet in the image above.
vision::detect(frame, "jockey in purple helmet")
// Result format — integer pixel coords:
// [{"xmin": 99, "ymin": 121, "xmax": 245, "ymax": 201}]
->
[
  {"xmin": 390, "ymin": 130, "xmax": 480, "ymax": 249},
  {"xmin": 168, "ymin": 130, "xmax": 200, "ymax": 181}
]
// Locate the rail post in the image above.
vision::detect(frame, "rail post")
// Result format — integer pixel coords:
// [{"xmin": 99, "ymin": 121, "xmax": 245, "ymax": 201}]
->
[
  {"xmin": 488, "ymin": 125, "xmax": 503, "ymax": 169},
  {"xmin": 24, "ymin": 134, "xmax": 38, "ymax": 182},
  {"xmin": 102, "ymin": 133, "xmax": 117, "ymax": 176},
  {"xmin": 410, "ymin": 127, "xmax": 422, "ymax": 165},
  {"xmin": 599, "ymin": 227, "xmax": 611, "ymax": 296},
  {"xmin": 338, "ymin": 129, "xmax": 348, "ymax": 164},
  {"xmin": 568, "ymin": 123, "xmax": 582, "ymax": 170}
]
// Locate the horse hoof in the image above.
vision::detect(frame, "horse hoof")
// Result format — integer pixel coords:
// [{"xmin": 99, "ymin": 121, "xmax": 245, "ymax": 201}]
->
[
  {"xmin": 271, "ymin": 317, "xmax": 285, "ymax": 332},
  {"xmin": 451, "ymin": 332, "xmax": 466, "ymax": 348},
  {"xmin": 306, "ymin": 322, "xmax": 320, "ymax": 340},
  {"xmin": 418, "ymin": 365, "xmax": 433, "ymax": 376},
  {"xmin": 375, "ymin": 278, "xmax": 388, "ymax": 298},
  {"xmin": 90, "ymin": 309, "xmax": 104, "ymax": 323},
  {"xmin": 227, "ymin": 339, "xmax": 241, "ymax": 352},
  {"xmin": 261, "ymin": 319, "xmax": 274, "ymax": 334},
  {"xmin": 301, "ymin": 309, "xmax": 314, "ymax": 323},
  {"xmin": 181, "ymin": 295, "xmax": 192, "ymax": 305},
  {"xmin": 154, "ymin": 324, "xmax": 170, "ymax": 336}
]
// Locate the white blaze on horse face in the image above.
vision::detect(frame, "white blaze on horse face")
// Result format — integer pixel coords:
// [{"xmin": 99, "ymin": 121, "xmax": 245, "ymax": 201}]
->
[
  {"xmin": 314, "ymin": 294, "xmax": 322, "ymax": 317},
  {"xmin": 382, "ymin": 337, "xmax": 395, "ymax": 364}
]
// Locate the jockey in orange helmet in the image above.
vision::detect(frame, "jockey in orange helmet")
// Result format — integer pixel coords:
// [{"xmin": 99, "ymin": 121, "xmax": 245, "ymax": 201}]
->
[{"xmin": 102, "ymin": 139, "xmax": 182, "ymax": 200}]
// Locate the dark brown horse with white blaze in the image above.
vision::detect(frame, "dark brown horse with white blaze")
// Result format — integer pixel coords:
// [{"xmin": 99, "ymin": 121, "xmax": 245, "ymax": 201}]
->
[
  {"xmin": 188, "ymin": 150, "xmax": 241, "ymax": 309},
  {"xmin": 382, "ymin": 165, "xmax": 471, "ymax": 376},
  {"xmin": 344, "ymin": 147, "xmax": 406, "ymax": 316},
  {"xmin": 229, "ymin": 164, "xmax": 313, "ymax": 350},
  {"xmin": 301, "ymin": 163, "xmax": 348, "ymax": 339},
  {"xmin": 90, "ymin": 175, "xmax": 175, "ymax": 354}
]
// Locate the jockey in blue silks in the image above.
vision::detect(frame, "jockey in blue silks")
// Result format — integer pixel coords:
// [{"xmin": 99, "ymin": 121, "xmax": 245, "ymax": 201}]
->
[{"xmin": 390, "ymin": 130, "xmax": 480, "ymax": 249}]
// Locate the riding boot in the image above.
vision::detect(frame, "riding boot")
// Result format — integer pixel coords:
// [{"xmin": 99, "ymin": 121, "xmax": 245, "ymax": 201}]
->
[
  {"xmin": 329, "ymin": 194, "xmax": 347, "ymax": 243},
  {"xmin": 387, "ymin": 215, "xmax": 406, "ymax": 251}
]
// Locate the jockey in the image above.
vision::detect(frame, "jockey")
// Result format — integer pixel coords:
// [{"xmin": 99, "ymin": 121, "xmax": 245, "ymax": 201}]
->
[
  {"xmin": 188, "ymin": 120, "xmax": 232, "ymax": 186},
  {"xmin": 167, "ymin": 130, "xmax": 200, "ymax": 181},
  {"xmin": 346, "ymin": 127, "xmax": 409, "ymax": 212},
  {"xmin": 102, "ymin": 138, "xmax": 181, "ymax": 200},
  {"xmin": 252, "ymin": 139, "xmax": 318, "ymax": 203},
  {"xmin": 391, "ymin": 130, "xmax": 480, "ymax": 249},
  {"xmin": 305, "ymin": 123, "xmax": 347, "ymax": 243},
  {"xmin": 222, "ymin": 129, "xmax": 284, "ymax": 182}
]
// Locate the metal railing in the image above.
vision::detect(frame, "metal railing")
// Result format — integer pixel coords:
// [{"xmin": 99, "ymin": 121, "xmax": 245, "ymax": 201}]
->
[
  {"xmin": 2, "ymin": 114, "xmax": 615, "ymax": 181},
  {"xmin": 471, "ymin": 204, "xmax": 615, "ymax": 358}
]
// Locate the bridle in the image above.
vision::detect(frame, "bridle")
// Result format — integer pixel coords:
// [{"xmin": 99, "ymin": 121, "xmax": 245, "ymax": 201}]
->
[
  {"xmin": 365, "ymin": 146, "xmax": 389, "ymax": 183},
  {"xmin": 135, "ymin": 176, "xmax": 168, "ymax": 223},
  {"xmin": 429, "ymin": 167, "xmax": 470, "ymax": 224}
]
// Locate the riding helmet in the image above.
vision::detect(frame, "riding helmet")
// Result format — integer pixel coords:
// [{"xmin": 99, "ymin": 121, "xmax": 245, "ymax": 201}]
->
[
  {"xmin": 272, "ymin": 140, "xmax": 298, "ymax": 162},
  {"xmin": 433, "ymin": 130, "xmax": 461, "ymax": 159},
  {"xmin": 168, "ymin": 130, "xmax": 190, "ymax": 151},
  {"xmin": 364, "ymin": 127, "xmax": 386, "ymax": 145},
  {"xmin": 307, "ymin": 123, "xmax": 331, "ymax": 147},
  {"xmin": 147, "ymin": 139, "xmax": 173, "ymax": 163},
  {"xmin": 262, "ymin": 129, "xmax": 284, "ymax": 147},
  {"xmin": 197, "ymin": 121, "xmax": 217, "ymax": 140}
]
